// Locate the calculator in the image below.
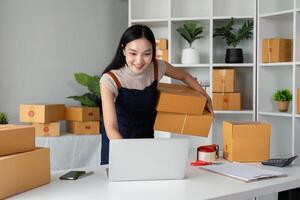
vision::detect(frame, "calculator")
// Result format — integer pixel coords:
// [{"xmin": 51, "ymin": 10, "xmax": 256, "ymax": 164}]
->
[{"xmin": 261, "ymin": 155, "xmax": 298, "ymax": 167}]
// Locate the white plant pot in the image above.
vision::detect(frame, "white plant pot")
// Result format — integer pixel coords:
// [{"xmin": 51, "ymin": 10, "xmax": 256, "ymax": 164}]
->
[{"xmin": 181, "ymin": 48, "xmax": 200, "ymax": 64}]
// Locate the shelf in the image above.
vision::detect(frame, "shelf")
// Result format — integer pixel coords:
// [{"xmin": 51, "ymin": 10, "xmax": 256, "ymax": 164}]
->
[
  {"xmin": 131, "ymin": 19, "xmax": 168, "ymax": 26},
  {"xmin": 259, "ymin": 62, "xmax": 293, "ymax": 67},
  {"xmin": 172, "ymin": 64, "xmax": 210, "ymax": 68},
  {"xmin": 295, "ymin": 62, "xmax": 300, "ymax": 65},
  {"xmin": 296, "ymin": 114, "xmax": 300, "ymax": 118},
  {"xmin": 258, "ymin": 111, "xmax": 293, "ymax": 117},
  {"xmin": 259, "ymin": 9, "xmax": 294, "ymax": 18},
  {"xmin": 212, "ymin": 16, "xmax": 254, "ymax": 20},
  {"xmin": 171, "ymin": 17, "xmax": 210, "ymax": 21},
  {"xmin": 215, "ymin": 110, "xmax": 254, "ymax": 114},
  {"xmin": 213, "ymin": 63, "xmax": 254, "ymax": 67}
]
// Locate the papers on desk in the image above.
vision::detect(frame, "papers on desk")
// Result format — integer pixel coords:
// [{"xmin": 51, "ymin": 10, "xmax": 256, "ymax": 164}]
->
[{"xmin": 201, "ymin": 163, "xmax": 287, "ymax": 182}]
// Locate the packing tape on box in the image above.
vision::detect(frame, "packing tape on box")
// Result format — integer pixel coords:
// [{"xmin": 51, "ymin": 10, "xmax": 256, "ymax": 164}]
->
[
  {"xmin": 220, "ymin": 70, "xmax": 226, "ymax": 94},
  {"xmin": 197, "ymin": 144, "xmax": 219, "ymax": 162},
  {"xmin": 180, "ymin": 114, "xmax": 188, "ymax": 134},
  {"xmin": 267, "ymin": 39, "xmax": 271, "ymax": 63}
]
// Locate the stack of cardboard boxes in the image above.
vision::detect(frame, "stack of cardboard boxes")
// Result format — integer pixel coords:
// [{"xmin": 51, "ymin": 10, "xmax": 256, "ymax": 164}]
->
[
  {"xmin": 262, "ymin": 38, "xmax": 292, "ymax": 63},
  {"xmin": 212, "ymin": 69, "xmax": 241, "ymax": 110},
  {"xmin": 154, "ymin": 83, "xmax": 213, "ymax": 137},
  {"xmin": 0, "ymin": 125, "xmax": 50, "ymax": 199},
  {"xmin": 155, "ymin": 39, "xmax": 168, "ymax": 62},
  {"xmin": 65, "ymin": 106, "xmax": 100, "ymax": 135},
  {"xmin": 19, "ymin": 104, "xmax": 65, "ymax": 136},
  {"xmin": 222, "ymin": 121, "xmax": 271, "ymax": 162}
]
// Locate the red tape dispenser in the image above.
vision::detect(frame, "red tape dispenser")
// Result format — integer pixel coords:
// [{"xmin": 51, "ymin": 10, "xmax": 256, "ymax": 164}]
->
[{"xmin": 191, "ymin": 144, "xmax": 219, "ymax": 166}]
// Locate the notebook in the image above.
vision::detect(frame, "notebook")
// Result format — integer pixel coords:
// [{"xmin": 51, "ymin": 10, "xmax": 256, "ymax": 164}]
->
[
  {"xmin": 201, "ymin": 163, "xmax": 287, "ymax": 182},
  {"xmin": 108, "ymin": 138, "xmax": 189, "ymax": 182}
]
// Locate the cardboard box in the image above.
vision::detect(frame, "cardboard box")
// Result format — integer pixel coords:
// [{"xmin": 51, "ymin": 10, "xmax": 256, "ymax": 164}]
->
[
  {"xmin": 262, "ymin": 38, "xmax": 292, "ymax": 63},
  {"xmin": 212, "ymin": 92, "xmax": 241, "ymax": 110},
  {"xmin": 65, "ymin": 106, "xmax": 100, "ymax": 121},
  {"xmin": 0, "ymin": 148, "xmax": 50, "ymax": 199},
  {"xmin": 32, "ymin": 122, "xmax": 60, "ymax": 137},
  {"xmin": 0, "ymin": 125, "xmax": 35, "ymax": 156},
  {"xmin": 213, "ymin": 69, "xmax": 235, "ymax": 92},
  {"xmin": 157, "ymin": 83, "xmax": 207, "ymax": 115},
  {"xmin": 154, "ymin": 111, "xmax": 213, "ymax": 137},
  {"xmin": 67, "ymin": 121, "xmax": 100, "ymax": 135},
  {"xmin": 156, "ymin": 49, "xmax": 168, "ymax": 62},
  {"xmin": 298, "ymin": 88, "xmax": 300, "ymax": 114},
  {"xmin": 20, "ymin": 104, "xmax": 65, "ymax": 123},
  {"xmin": 223, "ymin": 121, "xmax": 271, "ymax": 162},
  {"xmin": 156, "ymin": 39, "xmax": 168, "ymax": 50}
]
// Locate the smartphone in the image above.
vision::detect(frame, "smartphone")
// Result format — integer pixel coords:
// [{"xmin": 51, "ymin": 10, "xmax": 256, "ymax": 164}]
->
[{"xmin": 59, "ymin": 171, "xmax": 93, "ymax": 180}]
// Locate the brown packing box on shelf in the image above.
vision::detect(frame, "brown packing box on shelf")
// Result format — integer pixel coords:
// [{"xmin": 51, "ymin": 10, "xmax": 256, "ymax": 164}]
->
[
  {"xmin": 20, "ymin": 104, "xmax": 65, "ymax": 123},
  {"xmin": 65, "ymin": 106, "xmax": 100, "ymax": 121},
  {"xmin": 0, "ymin": 125, "xmax": 35, "ymax": 156},
  {"xmin": 154, "ymin": 111, "xmax": 213, "ymax": 137},
  {"xmin": 156, "ymin": 49, "xmax": 168, "ymax": 62},
  {"xmin": 212, "ymin": 92, "xmax": 241, "ymax": 110},
  {"xmin": 32, "ymin": 122, "xmax": 60, "ymax": 137},
  {"xmin": 0, "ymin": 148, "xmax": 50, "ymax": 199},
  {"xmin": 262, "ymin": 38, "xmax": 292, "ymax": 63},
  {"xmin": 157, "ymin": 83, "xmax": 207, "ymax": 115},
  {"xmin": 67, "ymin": 121, "xmax": 100, "ymax": 135},
  {"xmin": 156, "ymin": 39, "xmax": 168, "ymax": 50},
  {"xmin": 298, "ymin": 88, "xmax": 300, "ymax": 114},
  {"xmin": 213, "ymin": 69, "xmax": 235, "ymax": 92},
  {"xmin": 222, "ymin": 121, "xmax": 271, "ymax": 162}
]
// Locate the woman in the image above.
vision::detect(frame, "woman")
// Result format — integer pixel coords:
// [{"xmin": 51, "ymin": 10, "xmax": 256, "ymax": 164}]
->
[{"xmin": 100, "ymin": 24, "xmax": 213, "ymax": 165}]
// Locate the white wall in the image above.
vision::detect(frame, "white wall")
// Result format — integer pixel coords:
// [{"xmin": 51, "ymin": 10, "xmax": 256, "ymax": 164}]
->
[{"xmin": 0, "ymin": 0, "xmax": 128, "ymax": 123}]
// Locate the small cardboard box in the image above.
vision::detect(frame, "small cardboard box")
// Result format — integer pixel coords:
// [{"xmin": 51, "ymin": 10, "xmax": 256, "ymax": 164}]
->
[
  {"xmin": 156, "ymin": 49, "xmax": 168, "ymax": 62},
  {"xmin": 262, "ymin": 38, "xmax": 292, "ymax": 63},
  {"xmin": 212, "ymin": 92, "xmax": 241, "ymax": 110},
  {"xmin": 0, "ymin": 148, "xmax": 50, "ymax": 199},
  {"xmin": 223, "ymin": 121, "xmax": 271, "ymax": 162},
  {"xmin": 156, "ymin": 39, "xmax": 168, "ymax": 50},
  {"xmin": 32, "ymin": 122, "xmax": 60, "ymax": 137},
  {"xmin": 298, "ymin": 88, "xmax": 300, "ymax": 114},
  {"xmin": 154, "ymin": 111, "xmax": 213, "ymax": 137},
  {"xmin": 67, "ymin": 121, "xmax": 100, "ymax": 135},
  {"xmin": 20, "ymin": 104, "xmax": 65, "ymax": 123},
  {"xmin": 0, "ymin": 125, "xmax": 35, "ymax": 156},
  {"xmin": 157, "ymin": 83, "xmax": 207, "ymax": 115},
  {"xmin": 65, "ymin": 106, "xmax": 100, "ymax": 121},
  {"xmin": 213, "ymin": 69, "xmax": 235, "ymax": 92}
]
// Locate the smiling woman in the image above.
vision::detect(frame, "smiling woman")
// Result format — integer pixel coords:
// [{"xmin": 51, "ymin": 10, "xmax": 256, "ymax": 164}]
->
[{"xmin": 99, "ymin": 24, "xmax": 213, "ymax": 165}]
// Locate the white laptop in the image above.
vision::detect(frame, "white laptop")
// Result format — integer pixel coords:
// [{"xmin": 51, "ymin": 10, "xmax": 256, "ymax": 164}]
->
[{"xmin": 108, "ymin": 138, "xmax": 189, "ymax": 182}]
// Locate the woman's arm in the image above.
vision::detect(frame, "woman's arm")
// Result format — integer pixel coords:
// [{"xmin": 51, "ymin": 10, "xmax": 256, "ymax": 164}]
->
[
  {"xmin": 100, "ymin": 83, "xmax": 123, "ymax": 139},
  {"xmin": 164, "ymin": 62, "xmax": 214, "ymax": 115}
]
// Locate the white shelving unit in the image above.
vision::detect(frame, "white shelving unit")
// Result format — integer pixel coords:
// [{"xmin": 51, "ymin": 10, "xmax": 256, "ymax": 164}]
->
[
  {"xmin": 129, "ymin": 0, "xmax": 257, "ymax": 149},
  {"xmin": 257, "ymin": 0, "xmax": 300, "ymax": 167}
]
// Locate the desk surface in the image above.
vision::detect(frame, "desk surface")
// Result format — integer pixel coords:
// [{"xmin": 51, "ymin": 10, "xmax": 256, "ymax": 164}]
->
[{"xmin": 9, "ymin": 163, "xmax": 300, "ymax": 200}]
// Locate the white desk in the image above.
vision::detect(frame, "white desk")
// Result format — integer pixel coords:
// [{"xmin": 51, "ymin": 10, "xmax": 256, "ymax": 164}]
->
[
  {"xmin": 36, "ymin": 134, "xmax": 101, "ymax": 171},
  {"xmin": 8, "ymin": 163, "xmax": 300, "ymax": 200}
]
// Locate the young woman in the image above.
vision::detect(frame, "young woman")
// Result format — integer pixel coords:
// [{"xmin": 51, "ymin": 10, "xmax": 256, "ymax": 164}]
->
[{"xmin": 100, "ymin": 24, "xmax": 213, "ymax": 165}]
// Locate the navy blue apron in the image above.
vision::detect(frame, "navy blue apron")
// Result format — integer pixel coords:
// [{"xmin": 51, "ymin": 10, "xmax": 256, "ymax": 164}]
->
[{"xmin": 101, "ymin": 60, "xmax": 158, "ymax": 165}]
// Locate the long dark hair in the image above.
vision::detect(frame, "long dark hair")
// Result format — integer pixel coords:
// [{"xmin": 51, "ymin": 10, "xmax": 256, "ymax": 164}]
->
[{"xmin": 102, "ymin": 24, "xmax": 156, "ymax": 75}]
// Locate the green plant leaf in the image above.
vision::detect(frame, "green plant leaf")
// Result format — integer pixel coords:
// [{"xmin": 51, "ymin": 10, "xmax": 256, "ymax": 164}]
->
[
  {"xmin": 176, "ymin": 21, "xmax": 204, "ymax": 47},
  {"xmin": 87, "ymin": 75, "xmax": 101, "ymax": 96},
  {"xmin": 0, "ymin": 112, "xmax": 9, "ymax": 124},
  {"xmin": 273, "ymin": 89, "xmax": 293, "ymax": 101},
  {"xmin": 67, "ymin": 95, "xmax": 97, "ymax": 107},
  {"xmin": 74, "ymin": 73, "xmax": 92, "ymax": 87}
]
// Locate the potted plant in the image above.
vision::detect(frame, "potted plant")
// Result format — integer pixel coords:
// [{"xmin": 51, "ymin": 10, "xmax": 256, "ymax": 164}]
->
[
  {"xmin": 67, "ymin": 72, "xmax": 101, "ymax": 107},
  {"xmin": 213, "ymin": 18, "xmax": 253, "ymax": 63},
  {"xmin": 176, "ymin": 21, "xmax": 204, "ymax": 64},
  {"xmin": 273, "ymin": 89, "xmax": 292, "ymax": 112},
  {"xmin": 0, "ymin": 112, "xmax": 8, "ymax": 124}
]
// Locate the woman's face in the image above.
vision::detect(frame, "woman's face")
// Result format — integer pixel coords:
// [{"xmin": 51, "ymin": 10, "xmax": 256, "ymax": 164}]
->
[{"xmin": 123, "ymin": 38, "xmax": 153, "ymax": 75}]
